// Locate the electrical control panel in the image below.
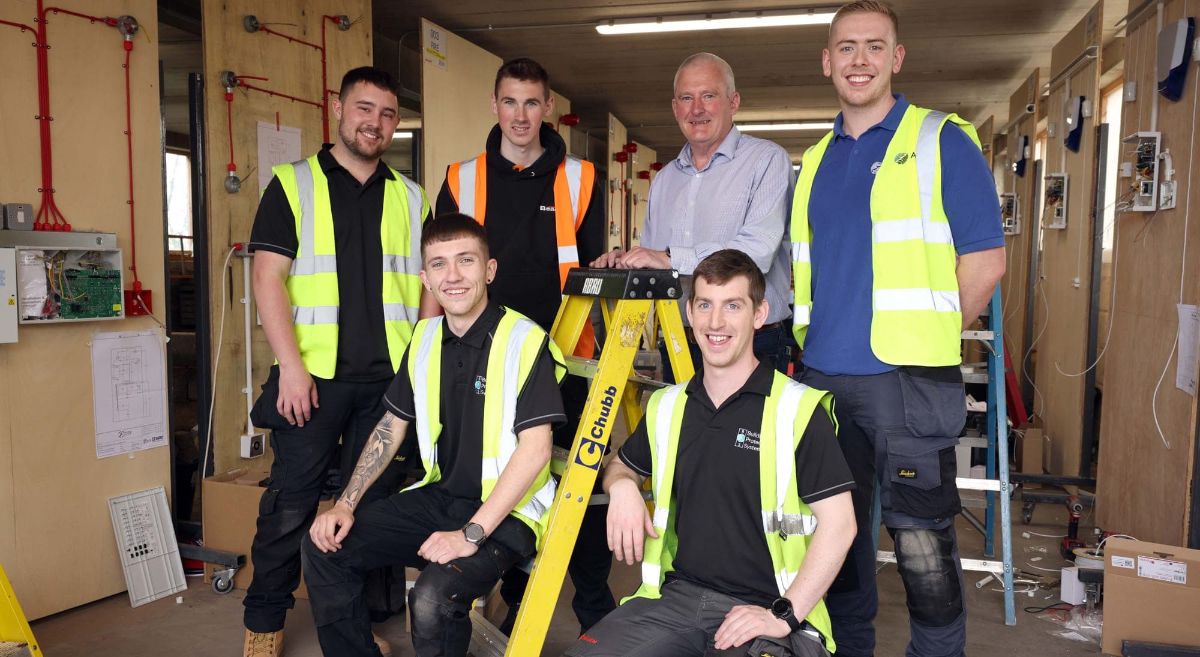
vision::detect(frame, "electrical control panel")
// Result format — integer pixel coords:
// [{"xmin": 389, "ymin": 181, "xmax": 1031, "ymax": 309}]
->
[
  {"xmin": 0, "ymin": 231, "xmax": 125, "ymax": 323},
  {"xmin": 1122, "ymin": 131, "xmax": 1161, "ymax": 212},
  {"xmin": 1000, "ymin": 193, "xmax": 1020, "ymax": 235},
  {"xmin": 0, "ymin": 247, "xmax": 17, "ymax": 343},
  {"xmin": 1043, "ymin": 173, "xmax": 1069, "ymax": 230}
]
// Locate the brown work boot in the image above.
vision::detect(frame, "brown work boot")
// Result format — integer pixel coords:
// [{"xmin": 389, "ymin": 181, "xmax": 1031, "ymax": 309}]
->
[
  {"xmin": 373, "ymin": 633, "xmax": 393, "ymax": 657},
  {"xmin": 243, "ymin": 629, "xmax": 283, "ymax": 657}
]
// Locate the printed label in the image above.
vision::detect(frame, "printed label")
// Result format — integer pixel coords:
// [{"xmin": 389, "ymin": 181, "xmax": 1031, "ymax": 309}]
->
[
  {"xmin": 1137, "ymin": 556, "xmax": 1187, "ymax": 584},
  {"xmin": 1110, "ymin": 555, "xmax": 1135, "ymax": 569}
]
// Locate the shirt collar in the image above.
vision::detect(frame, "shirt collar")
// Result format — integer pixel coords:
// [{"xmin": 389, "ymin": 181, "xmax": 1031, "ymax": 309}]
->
[
  {"xmin": 685, "ymin": 358, "xmax": 776, "ymax": 408},
  {"xmin": 316, "ymin": 143, "xmax": 396, "ymax": 182},
  {"xmin": 676, "ymin": 126, "xmax": 742, "ymax": 172},
  {"xmin": 443, "ymin": 300, "xmax": 504, "ymax": 349},
  {"xmin": 832, "ymin": 93, "xmax": 909, "ymax": 139}
]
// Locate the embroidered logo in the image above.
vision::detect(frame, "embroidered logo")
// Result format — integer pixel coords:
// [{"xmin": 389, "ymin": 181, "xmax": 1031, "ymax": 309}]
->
[
  {"xmin": 473, "ymin": 376, "xmax": 487, "ymax": 395},
  {"xmin": 894, "ymin": 151, "xmax": 915, "ymax": 165},
  {"xmin": 870, "ymin": 161, "xmax": 883, "ymax": 175},
  {"xmin": 539, "ymin": 205, "xmax": 556, "ymax": 212},
  {"xmin": 734, "ymin": 427, "xmax": 761, "ymax": 451},
  {"xmin": 897, "ymin": 467, "xmax": 918, "ymax": 479}
]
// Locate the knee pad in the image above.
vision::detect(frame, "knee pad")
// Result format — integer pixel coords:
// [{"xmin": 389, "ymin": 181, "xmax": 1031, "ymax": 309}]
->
[{"xmin": 892, "ymin": 527, "xmax": 963, "ymax": 627}]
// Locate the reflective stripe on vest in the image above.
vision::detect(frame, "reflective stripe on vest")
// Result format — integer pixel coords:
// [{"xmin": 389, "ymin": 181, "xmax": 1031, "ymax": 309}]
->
[
  {"xmin": 628, "ymin": 372, "xmax": 837, "ymax": 653},
  {"xmin": 791, "ymin": 104, "xmax": 978, "ymax": 367},
  {"xmin": 275, "ymin": 155, "xmax": 427, "ymax": 378},
  {"xmin": 403, "ymin": 309, "xmax": 566, "ymax": 547}
]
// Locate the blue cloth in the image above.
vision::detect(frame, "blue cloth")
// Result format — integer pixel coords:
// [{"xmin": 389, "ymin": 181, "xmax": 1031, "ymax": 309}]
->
[{"xmin": 802, "ymin": 95, "xmax": 1005, "ymax": 376}]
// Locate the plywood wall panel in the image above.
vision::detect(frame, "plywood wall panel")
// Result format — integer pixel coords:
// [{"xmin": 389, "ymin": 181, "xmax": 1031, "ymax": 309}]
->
[
  {"xmin": 1096, "ymin": 0, "xmax": 1199, "ymax": 545},
  {"xmin": 201, "ymin": 0, "xmax": 372, "ymax": 472},
  {"xmin": 0, "ymin": 0, "xmax": 167, "ymax": 618},
  {"xmin": 607, "ymin": 113, "xmax": 628, "ymax": 252}
]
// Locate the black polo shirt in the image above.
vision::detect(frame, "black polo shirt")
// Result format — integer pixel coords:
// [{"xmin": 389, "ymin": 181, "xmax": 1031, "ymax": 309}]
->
[
  {"xmin": 249, "ymin": 144, "xmax": 431, "ymax": 382},
  {"xmin": 382, "ymin": 302, "xmax": 566, "ymax": 500},
  {"xmin": 618, "ymin": 361, "xmax": 855, "ymax": 606}
]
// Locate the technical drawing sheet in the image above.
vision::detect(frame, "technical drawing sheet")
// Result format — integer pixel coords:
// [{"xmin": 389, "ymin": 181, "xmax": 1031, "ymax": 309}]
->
[
  {"xmin": 91, "ymin": 329, "xmax": 168, "ymax": 458},
  {"xmin": 257, "ymin": 121, "xmax": 302, "ymax": 195}
]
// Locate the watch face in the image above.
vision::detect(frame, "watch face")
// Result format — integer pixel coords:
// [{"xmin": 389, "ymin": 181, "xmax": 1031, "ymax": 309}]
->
[
  {"xmin": 463, "ymin": 523, "xmax": 486, "ymax": 543},
  {"xmin": 771, "ymin": 597, "xmax": 793, "ymax": 619}
]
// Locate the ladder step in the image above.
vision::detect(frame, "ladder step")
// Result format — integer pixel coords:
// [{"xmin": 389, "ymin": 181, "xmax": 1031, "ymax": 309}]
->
[
  {"xmin": 564, "ymin": 356, "xmax": 668, "ymax": 389},
  {"xmin": 0, "ymin": 644, "xmax": 32, "ymax": 657},
  {"xmin": 957, "ymin": 477, "xmax": 1002, "ymax": 492},
  {"xmin": 878, "ymin": 551, "xmax": 1006, "ymax": 575},
  {"xmin": 961, "ymin": 330, "xmax": 995, "ymax": 341}
]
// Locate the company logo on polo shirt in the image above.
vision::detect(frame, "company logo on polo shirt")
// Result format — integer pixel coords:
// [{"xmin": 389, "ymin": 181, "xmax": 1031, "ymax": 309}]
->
[
  {"xmin": 894, "ymin": 151, "xmax": 914, "ymax": 165},
  {"xmin": 734, "ymin": 427, "xmax": 760, "ymax": 451},
  {"xmin": 870, "ymin": 161, "xmax": 883, "ymax": 175},
  {"xmin": 473, "ymin": 376, "xmax": 486, "ymax": 395},
  {"xmin": 540, "ymin": 205, "xmax": 556, "ymax": 212}
]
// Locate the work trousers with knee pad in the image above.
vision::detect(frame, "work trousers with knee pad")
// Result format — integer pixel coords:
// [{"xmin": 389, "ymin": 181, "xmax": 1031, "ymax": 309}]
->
[
  {"xmin": 798, "ymin": 366, "xmax": 967, "ymax": 657},
  {"xmin": 301, "ymin": 486, "xmax": 536, "ymax": 657},
  {"xmin": 243, "ymin": 367, "xmax": 411, "ymax": 633}
]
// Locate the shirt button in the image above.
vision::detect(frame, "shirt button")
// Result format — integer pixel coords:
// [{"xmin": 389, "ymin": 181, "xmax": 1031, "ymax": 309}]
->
[{"xmin": 458, "ymin": 361, "xmax": 464, "ymax": 368}]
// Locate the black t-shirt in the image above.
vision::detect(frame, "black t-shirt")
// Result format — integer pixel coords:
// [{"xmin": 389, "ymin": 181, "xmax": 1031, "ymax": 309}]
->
[
  {"xmin": 382, "ymin": 302, "xmax": 567, "ymax": 500},
  {"xmin": 435, "ymin": 124, "xmax": 605, "ymax": 331},
  {"xmin": 248, "ymin": 145, "xmax": 430, "ymax": 382},
  {"xmin": 619, "ymin": 361, "xmax": 855, "ymax": 606}
]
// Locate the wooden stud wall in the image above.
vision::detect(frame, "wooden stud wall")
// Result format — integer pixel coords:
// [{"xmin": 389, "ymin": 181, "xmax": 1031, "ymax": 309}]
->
[
  {"xmin": 1002, "ymin": 70, "xmax": 1042, "ymax": 398},
  {"xmin": 606, "ymin": 114, "xmax": 629, "ymax": 252},
  {"xmin": 1096, "ymin": 0, "xmax": 1200, "ymax": 545},
  {"xmin": 1032, "ymin": 2, "xmax": 1103, "ymax": 477},
  {"xmin": 201, "ymin": 0, "xmax": 372, "ymax": 473},
  {"xmin": 0, "ymin": 0, "xmax": 167, "ymax": 619},
  {"xmin": 419, "ymin": 19, "xmax": 574, "ymax": 205},
  {"xmin": 628, "ymin": 142, "xmax": 658, "ymax": 248}
]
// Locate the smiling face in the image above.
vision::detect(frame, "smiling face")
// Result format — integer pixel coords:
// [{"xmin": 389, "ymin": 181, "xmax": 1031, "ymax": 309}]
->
[
  {"xmin": 332, "ymin": 81, "xmax": 400, "ymax": 162},
  {"xmin": 671, "ymin": 60, "xmax": 740, "ymax": 154},
  {"xmin": 419, "ymin": 236, "xmax": 496, "ymax": 323},
  {"xmin": 686, "ymin": 274, "xmax": 768, "ymax": 371},
  {"xmin": 492, "ymin": 77, "xmax": 553, "ymax": 151},
  {"xmin": 822, "ymin": 10, "xmax": 905, "ymax": 112}
]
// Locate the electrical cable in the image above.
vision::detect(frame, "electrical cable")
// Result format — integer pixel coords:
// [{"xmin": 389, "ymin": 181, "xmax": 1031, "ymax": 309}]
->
[{"xmin": 202, "ymin": 246, "xmax": 240, "ymax": 478}]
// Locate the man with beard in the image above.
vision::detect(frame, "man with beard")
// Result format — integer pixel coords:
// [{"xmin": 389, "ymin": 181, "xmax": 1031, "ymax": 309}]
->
[{"xmin": 243, "ymin": 66, "xmax": 435, "ymax": 657}]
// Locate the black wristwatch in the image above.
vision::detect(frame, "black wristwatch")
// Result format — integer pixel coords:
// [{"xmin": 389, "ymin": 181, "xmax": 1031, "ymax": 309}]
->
[
  {"xmin": 461, "ymin": 522, "xmax": 488, "ymax": 545},
  {"xmin": 770, "ymin": 597, "xmax": 803, "ymax": 633}
]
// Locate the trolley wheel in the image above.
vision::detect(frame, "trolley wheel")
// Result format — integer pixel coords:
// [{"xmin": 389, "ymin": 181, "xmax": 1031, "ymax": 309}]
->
[{"xmin": 212, "ymin": 575, "xmax": 234, "ymax": 594}]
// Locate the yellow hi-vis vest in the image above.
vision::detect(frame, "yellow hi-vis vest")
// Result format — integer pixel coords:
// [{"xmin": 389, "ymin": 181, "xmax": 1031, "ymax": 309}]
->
[
  {"xmin": 446, "ymin": 153, "xmax": 598, "ymax": 358},
  {"xmin": 791, "ymin": 104, "xmax": 981, "ymax": 366},
  {"xmin": 629, "ymin": 371, "xmax": 838, "ymax": 654},
  {"xmin": 403, "ymin": 308, "xmax": 567, "ymax": 547},
  {"xmin": 273, "ymin": 154, "xmax": 428, "ymax": 379}
]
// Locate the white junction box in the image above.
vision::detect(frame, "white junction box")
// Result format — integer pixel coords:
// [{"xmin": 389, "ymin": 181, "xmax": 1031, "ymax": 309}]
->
[
  {"xmin": 1122, "ymin": 131, "xmax": 1161, "ymax": 212},
  {"xmin": 0, "ymin": 231, "xmax": 125, "ymax": 323},
  {"xmin": 1043, "ymin": 173, "xmax": 1069, "ymax": 230},
  {"xmin": 0, "ymin": 247, "xmax": 17, "ymax": 343}
]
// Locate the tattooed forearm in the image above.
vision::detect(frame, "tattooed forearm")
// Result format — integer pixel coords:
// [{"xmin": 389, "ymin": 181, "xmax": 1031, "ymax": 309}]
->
[{"xmin": 339, "ymin": 411, "xmax": 404, "ymax": 510}]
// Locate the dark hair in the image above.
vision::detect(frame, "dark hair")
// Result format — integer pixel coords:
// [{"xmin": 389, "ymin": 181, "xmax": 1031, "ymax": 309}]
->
[
  {"xmin": 494, "ymin": 57, "xmax": 550, "ymax": 99},
  {"xmin": 831, "ymin": 1, "xmax": 900, "ymax": 42},
  {"xmin": 691, "ymin": 249, "xmax": 766, "ymax": 308},
  {"xmin": 338, "ymin": 66, "xmax": 399, "ymax": 101},
  {"xmin": 421, "ymin": 213, "xmax": 490, "ymax": 259}
]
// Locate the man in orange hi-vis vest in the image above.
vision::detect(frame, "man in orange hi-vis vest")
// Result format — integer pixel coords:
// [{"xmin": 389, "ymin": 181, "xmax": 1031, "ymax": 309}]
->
[{"xmin": 435, "ymin": 57, "xmax": 611, "ymax": 636}]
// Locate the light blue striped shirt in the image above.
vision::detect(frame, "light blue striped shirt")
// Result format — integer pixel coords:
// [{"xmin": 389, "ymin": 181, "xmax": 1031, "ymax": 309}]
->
[{"xmin": 643, "ymin": 127, "xmax": 795, "ymax": 324}]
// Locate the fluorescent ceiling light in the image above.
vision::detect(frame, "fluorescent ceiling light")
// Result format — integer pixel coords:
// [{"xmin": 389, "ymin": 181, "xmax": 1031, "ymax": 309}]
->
[
  {"xmin": 392, "ymin": 131, "xmax": 413, "ymax": 139},
  {"xmin": 597, "ymin": 10, "xmax": 835, "ymax": 35},
  {"xmin": 737, "ymin": 122, "xmax": 835, "ymax": 132}
]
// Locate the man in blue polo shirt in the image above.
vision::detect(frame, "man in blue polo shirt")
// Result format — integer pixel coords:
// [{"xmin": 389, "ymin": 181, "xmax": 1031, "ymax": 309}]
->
[{"xmin": 790, "ymin": 2, "xmax": 1005, "ymax": 657}]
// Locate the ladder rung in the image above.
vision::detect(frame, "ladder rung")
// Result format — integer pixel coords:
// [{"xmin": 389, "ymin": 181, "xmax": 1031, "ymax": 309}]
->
[
  {"xmin": 961, "ymin": 330, "xmax": 995, "ymax": 341},
  {"xmin": 957, "ymin": 477, "xmax": 1002, "ymax": 491},
  {"xmin": 878, "ymin": 551, "xmax": 1006, "ymax": 574},
  {"xmin": 564, "ymin": 355, "xmax": 668, "ymax": 389}
]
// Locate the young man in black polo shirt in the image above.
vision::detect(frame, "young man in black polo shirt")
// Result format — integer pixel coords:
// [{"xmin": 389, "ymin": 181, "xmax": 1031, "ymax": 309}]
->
[
  {"xmin": 245, "ymin": 66, "xmax": 433, "ymax": 657},
  {"xmin": 568, "ymin": 250, "xmax": 857, "ymax": 657},
  {"xmin": 435, "ymin": 57, "xmax": 612, "ymax": 633},
  {"xmin": 302, "ymin": 213, "xmax": 565, "ymax": 657}
]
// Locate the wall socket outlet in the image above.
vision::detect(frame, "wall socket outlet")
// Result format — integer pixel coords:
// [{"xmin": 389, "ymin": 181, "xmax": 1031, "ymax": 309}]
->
[{"xmin": 241, "ymin": 432, "xmax": 266, "ymax": 458}]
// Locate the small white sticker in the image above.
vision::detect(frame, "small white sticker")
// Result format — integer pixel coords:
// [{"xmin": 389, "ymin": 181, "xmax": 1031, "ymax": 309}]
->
[
  {"xmin": 1111, "ymin": 555, "xmax": 1135, "ymax": 569},
  {"xmin": 1137, "ymin": 556, "xmax": 1187, "ymax": 584}
]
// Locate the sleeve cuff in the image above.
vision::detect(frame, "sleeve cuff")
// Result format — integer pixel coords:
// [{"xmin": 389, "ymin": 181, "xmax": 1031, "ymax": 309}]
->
[
  {"xmin": 798, "ymin": 480, "xmax": 856, "ymax": 505},
  {"xmin": 247, "ymin": 242, "xmax": 296, "ymax": 257},
  {"xmin": 382, "ymin": 396, "xmax": 415, "ymax": 421},
  {"xmin": 955, "ymin": 238, "xmax": 1006, "ymax": 256},
  {"xmin": 513, "ymin": 413, "xmax": 566, "ymax": 435},
  {"xmin": 618, "ymin": 448, "xmax": 651, "ymax": 477}
]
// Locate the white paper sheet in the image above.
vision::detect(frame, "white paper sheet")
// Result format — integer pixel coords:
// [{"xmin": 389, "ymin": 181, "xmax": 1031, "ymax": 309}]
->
[
  {"xmin": 257, "ymin": 121, "xmax": 302, "ymax": 196},
  {"xmin": 1176, "ymin": 303, "xmax": 1199, "ymax": 395},
  {"xmin": 91, "ymin": 329, "xmax": 168, "ymax": 458}
]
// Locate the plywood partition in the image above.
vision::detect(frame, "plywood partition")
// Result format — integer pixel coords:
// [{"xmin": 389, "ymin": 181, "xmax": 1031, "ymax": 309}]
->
[
  {"xmin": 1001, "ymin": 70, "xmax": 1042, "ymax": 409},
  {"xmin": 977, "ymin": 116, "xmax": 996, "ymax": 170},
  {"xmin": 1096, "ymin": 0, "xmax": 1200, "ymax": 545},
  {"xmin": 0, "ymin": 0, "xmax": 167, "ymax": 618},
  {"xmin": 420, "ymin": 19, "xmax": 574, "ymax": 202},
  {"xmin": 201, "ymin": 0, "xmax": 372, "ymax": 473},
  {"xmin": 629, "ymin": 142, "xmax": 658, "ymax": 248},
  {"xmin": 1032, "ymin": 2, "xmax": 1102, "ymax": 478},
  {"xmin": 606, "ymin": 113, "xmax": 629, "ymax": 252}
]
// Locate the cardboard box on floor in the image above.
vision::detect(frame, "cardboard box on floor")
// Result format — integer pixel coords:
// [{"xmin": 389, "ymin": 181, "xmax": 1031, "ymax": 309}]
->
[
  {"xmin": 202, "ymin": 467, "xmax": 332, "ymax": 599},
  {"xmin": 1101, "ymin": 538, "xmax": 1200, "ymax": 655},
  {"xmin": 1018, "ymin": 425, "xmax": 1045, "ymax": 477}
]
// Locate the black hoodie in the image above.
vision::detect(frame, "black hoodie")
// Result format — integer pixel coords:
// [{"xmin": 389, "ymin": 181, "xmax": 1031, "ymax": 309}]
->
[{"xmin": 437, "ymin": 123, "xmax": 605, "ymax": 331}]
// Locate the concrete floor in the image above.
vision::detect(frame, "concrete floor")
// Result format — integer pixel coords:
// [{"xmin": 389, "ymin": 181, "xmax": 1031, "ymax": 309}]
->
[{"xmin": 32, "ymin": 495, "xmax": 1102, "ymax": 656}]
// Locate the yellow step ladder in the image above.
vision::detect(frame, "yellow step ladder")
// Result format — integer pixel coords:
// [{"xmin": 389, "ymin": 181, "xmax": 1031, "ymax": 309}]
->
[
  {"xmin": 0, "ymin": 564, "xmax": 42, "ymax": 657},
  {"xmin": 472, "ymin": 267, "xmax": 695, "ymax": 657}
]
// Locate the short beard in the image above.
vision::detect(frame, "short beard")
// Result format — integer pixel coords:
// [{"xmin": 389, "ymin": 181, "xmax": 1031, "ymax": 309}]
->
[{"xmin": 339, "ymin": 124, "xmax": 383, "ymax": 161}]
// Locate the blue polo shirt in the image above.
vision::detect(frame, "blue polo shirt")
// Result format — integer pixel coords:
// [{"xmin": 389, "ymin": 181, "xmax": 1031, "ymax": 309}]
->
[{"xmin": 802, "ymin": 95, "xmax": 1005, "ymax": 376}]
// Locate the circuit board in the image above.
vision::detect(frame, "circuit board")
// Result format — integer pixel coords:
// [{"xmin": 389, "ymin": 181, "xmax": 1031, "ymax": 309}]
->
[{"xmin": 59, "ymin": 268, "xmax": 123, "ymax": 319}]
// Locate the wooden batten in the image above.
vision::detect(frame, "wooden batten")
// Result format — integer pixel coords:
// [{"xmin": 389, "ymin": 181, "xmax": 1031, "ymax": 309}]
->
[{"xmin": 607, "ymin": 114, "xmax": 629, "ymax": 252}]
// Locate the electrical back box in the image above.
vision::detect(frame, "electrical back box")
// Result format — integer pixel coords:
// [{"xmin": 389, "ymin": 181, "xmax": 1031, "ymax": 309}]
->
[
  {"xmin": 1122, "ymin": 131, "xmax": 1161, "ymax": 212},
  {"xmin": 1000, "ymin": 193, "xmax": 1020, "ymax": 235},
  {"xmin": 2, "ymin": 203, "xmax": 34, "ymax": 231},
  {"xmin": 1043, "ymin": 173, "xmax": 1069, "ymax": 230},
  {"xmin": 0, "ymin": 247, "xmax": 17, "ymax": 343},
  {"xmin": 0, "ymin": 231, "xmax": 125, "ymax": 323}
]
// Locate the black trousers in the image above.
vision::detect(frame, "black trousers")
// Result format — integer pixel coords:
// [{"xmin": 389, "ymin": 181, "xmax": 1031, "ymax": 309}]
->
[
  {"xmin": 243, "ymin": 366, "xmax": 410, "ymax": 632},
  {"xmin": 301, "ymin": 486, "xmax": 536, "ymax": 657}
]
